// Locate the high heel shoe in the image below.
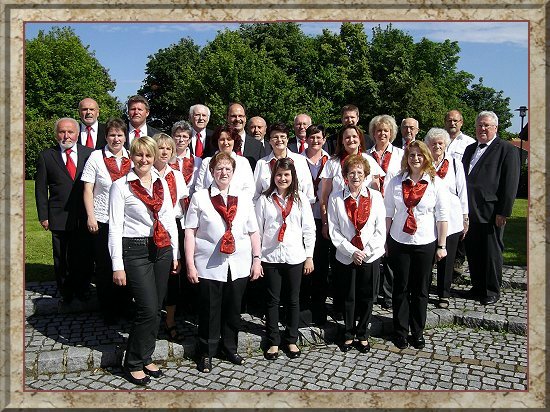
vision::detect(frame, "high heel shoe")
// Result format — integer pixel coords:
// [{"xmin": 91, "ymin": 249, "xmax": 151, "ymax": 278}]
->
[{"xmin": 143, "ymin": 366, "xmax": 163, "ymax": 378}]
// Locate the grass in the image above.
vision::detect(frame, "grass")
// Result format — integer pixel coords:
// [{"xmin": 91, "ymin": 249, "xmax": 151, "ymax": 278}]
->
[{"xmin": 24, "ymin": 181, "xmax": 528, "ymax": 283}]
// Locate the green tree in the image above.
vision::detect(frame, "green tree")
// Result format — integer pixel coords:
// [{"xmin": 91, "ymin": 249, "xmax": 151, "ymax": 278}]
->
[{"xmin": 25, "ymin": 26, "xmax": 121, "ymax": 121}]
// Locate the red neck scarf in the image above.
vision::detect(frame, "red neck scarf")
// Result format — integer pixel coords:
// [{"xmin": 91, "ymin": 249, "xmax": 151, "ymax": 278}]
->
[
  {"xmin": 344, "ymin": 189, "xmax": 371, "ymax": 250},
  {"xmin": 209, "ymin": 188, "xmax": 238, "ymax": 254},
  {"xmin": 103, "ymin": 150, "xmax": 131, "ymax": 182},
  {"xmin": 164, "ymin": 169, "xmax": 177, "ymax": 207},
  {"xmin": 311, "ymin": 155, "xmax": 328, "ymax": 201},
  {"xmin": 401, "ymin": 178, "xmax": 429, "ymax": 235},
  {"xmin": 371, "ymin": 148, "xmax": 392, "ymax": 196},
  {"xmin": 272, "ymin": 193, "xmax": 294, "ymax": 242},
  {"xmin": 129, "ymin": 178, "xmax": 171, "ymax": 248},
  {"xmin": 436, "ymin": 159, "xmax": 449, "ymax": 179}
]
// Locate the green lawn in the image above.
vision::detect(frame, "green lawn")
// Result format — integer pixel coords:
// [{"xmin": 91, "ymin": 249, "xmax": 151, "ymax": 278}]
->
[{"xmin": 24, "ymin": 180, "xmax": 529, "ymax": 282}]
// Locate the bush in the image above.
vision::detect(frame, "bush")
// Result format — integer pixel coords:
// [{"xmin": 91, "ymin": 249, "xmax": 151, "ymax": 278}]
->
[{"xmin": 25, "ymin": 118, "xmax": 57, "ymax": 180}]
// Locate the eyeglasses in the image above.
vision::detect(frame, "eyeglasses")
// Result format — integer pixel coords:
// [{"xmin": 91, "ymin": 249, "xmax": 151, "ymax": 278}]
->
[
  {"xmin": 403, "ymin": 126, "xmax": 417, "ymax": 130},
  {"xmin": 476, "ymin": 124, "xmax": 495, "ymax": 129},
  {"xmin": 270, "ymin": 135, "xmax": 288, "ymax": 141},
  {"xmin": 173, "ymin": 135, "xmax": 190, "ymax": 141}
]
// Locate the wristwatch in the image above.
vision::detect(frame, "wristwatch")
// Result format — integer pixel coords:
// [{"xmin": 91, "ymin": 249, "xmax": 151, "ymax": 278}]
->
[{"xmin": 437, "ymin": 245, "xmax": 446, "ymax": 250}]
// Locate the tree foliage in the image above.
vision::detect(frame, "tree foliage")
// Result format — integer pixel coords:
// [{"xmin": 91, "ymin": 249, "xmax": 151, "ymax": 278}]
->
[{"xmin": 25, "ymin": 26, "xmax": 121, "ymax": 122}]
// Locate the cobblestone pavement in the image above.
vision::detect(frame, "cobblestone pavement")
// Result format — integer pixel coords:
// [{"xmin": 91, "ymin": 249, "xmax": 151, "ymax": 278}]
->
[{"xmin": 24, "ymin": 265, "xmax": 528, "ymax": 391}]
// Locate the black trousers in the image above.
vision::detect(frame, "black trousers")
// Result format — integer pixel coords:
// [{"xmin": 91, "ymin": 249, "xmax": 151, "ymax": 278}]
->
[
  {"xmin": 198, "ymin": 272, "xmax": 248, "ymax": 357},
  {"xmin": 464, "ymin": 222, "xmax": 504, "ymax": 299},
  {"xmin": 175, "ymin": 219, "xmax": 199, "ymax": 314},
  {"xmin": 263, "ymin": 262, "xmax": 303, "ymax": 346},
  {"xmin": 92, "ymin": 222, "xmax": 130, "ymax": 315},
  {"xmin": 378, "ymin": 256, "xmax": 394, "ymax": 304},
  {"xmin": 300, "ymin": 219, "xmax": 330, "ymax": 321},
  {"xmin": 436, "ymin": 231, "xmax": 461, "ymax": 298},
  {"xmin": 122, "ymin": 237, "xmax": 171, "ymax": 371},
  {"xmin": 51, "ymin": 227, "xmax": 93, "ymax": 298},
  {"xmin": 387, "ymin": 237, "xmax": 436, "ymax": 339},
  {"xmin": 341, "ymin": 259, "xmax": 379, "ymax": 341}
]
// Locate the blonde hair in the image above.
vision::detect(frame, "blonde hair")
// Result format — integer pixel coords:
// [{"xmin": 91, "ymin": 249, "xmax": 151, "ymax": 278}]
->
[
  {"xmin": 153, "ymin": 133, "xmax": 176, "ymax": 163},
  {"xmin": 400, "ymin": 140, "xmax": 436, "ymax": 180},
  {"xmin": 130, "ymin": 135, "xmax": 158, "ymax": 160}
]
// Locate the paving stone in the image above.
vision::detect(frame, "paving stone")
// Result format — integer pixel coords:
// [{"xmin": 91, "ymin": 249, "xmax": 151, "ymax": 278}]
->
[
  {"xmin": 37, "ymin": 349, "xmax": 65, "ymax": 375},
  {"xmin": 66, "ymin": 346, "xmax": 91, "ymax": 372}
]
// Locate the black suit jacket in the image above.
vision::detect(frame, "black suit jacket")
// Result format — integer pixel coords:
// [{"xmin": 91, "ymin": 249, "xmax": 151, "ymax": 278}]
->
[
  {"xmin": 124, "ymin": 124, "xmax": 161, "ymax": 148},
  {"xmin": 35, "ymin": 144, "xmax": 94, "ymax": 231},
  {"xmin": 193, "ymin": 128, "xmax": 215, "ymax": 157},
  {"xmin": 462, "ymin": 137, "xmax": 520, "ymax": 224},
  {"xmin": 243, "ymin": 133, "xmax": 265, "ymax": 170},
  {"xmin": 79, "ymin": 122, "xmax": 106, "ymax": 149}
]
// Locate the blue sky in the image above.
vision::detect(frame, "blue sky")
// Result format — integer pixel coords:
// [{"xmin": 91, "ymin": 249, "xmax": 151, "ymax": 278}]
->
[{"xmin": 25, "ymin": 21, "xmax": 528, "ymax": 133}]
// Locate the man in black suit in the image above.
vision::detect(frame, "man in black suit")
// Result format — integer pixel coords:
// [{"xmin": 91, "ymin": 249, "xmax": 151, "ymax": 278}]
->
[
  {"xmin": 35, "ymin": 118, "xmax": 95, "ymax": 302},
  {"xmin": 247, "ymin": 115, "xmax": 270, "ymax": 154},
  {"xmin": 462, "ymin": 111, "xmax": 520, "ymax": 305},
  {"xmin": 288, "ymin": 113, "xmax": 312, "ymax": 153},
  {"xmin": 125, "ymin": 95, "xmax": 160, "ymax": 148},
  {"xmin": 394, "ymin": 117, "xmax": 419, "ymax": 149},
  {"xmin": 227, "ymin": 102, "xmax": 264, "ymax": 170},
  {"xmin": 188, "ymin": 103, "xmax": 213, "ymax": 157},
  {"xmin": 78, "ymin": 98, "xmax": 106, "ymax": 149}
]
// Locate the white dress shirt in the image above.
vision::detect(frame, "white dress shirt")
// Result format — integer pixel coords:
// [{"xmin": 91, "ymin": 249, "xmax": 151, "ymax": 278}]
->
[
  {"xmin": 128, "ymin": 123, "xmax": 152, "ymax": 147},
  {"xmin": 192, "ymin": 129, "xmax": 207, "ymax": 155},
  {"xmin": 255, "ymin": 191, "xmax": 316, "ymax": 264},
  {"xmin": 367, "ymin": 144, "xmax": 404, "ymax": 195},
  {"xmin": 80, "ymin": 121, "xmax": 99, "ymax": 147},
  {"xmin": 253, "ymin": 150, "xmax": 315, "ymax": 203},
  {"xmin": 319, "ymin": 153, "xmax": 385, "ymax": 195},
  {"xmin": 108, "ymin": 168, "xmax": 179, "ymax": 271},
  {"xmin": 468, "ymin": 137, "xmax": 496, "ymax": 173},
  {"xmin": 384, "ymin": 172, "xmax": 450, "ymax": 245},
  {"xmin": 81, "ymin": 147, "xmax": 131, "ymax": 223},
  {"xmin": 238, "ymin": 130, "xmax": 247, "ymax": 154},
  {"xmin": 173, "ymin": 148, "xmax": 202, "ymax": 196},
  {"xmin": 303, "ymin": 149, "xmax": 330, "ymax": 219},
  {"xmin": 435, "ymin": 154, "xmax": 468, "ymax": 235},
  {"xmin": 185, "ymin": 182, "xmax": 259, "ymax": 282},
  {"xmin": 61, "ymin": 143, "xmax": 78, "ymax": 165},
  {"xmin": 447, "ymin": 132, "xmax": 476, "ymax": 162},
  {"xmin": 155, "ymin": 165, "xmax": 189, "ymax": 220},
  {"xmin": 328, "ymin": 186, "xmax": 386, "ymax": 265},
  {"xmin": 195, "ymin": 152, "xmax": 255, "ymax": 200}
]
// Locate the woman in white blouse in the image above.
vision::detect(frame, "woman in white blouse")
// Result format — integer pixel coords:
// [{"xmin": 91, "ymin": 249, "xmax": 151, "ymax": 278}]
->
[
  {"xmin": 108, "ymin": 136, "xmax": 180, "ymax": 386},
  {"xmin": 425, "ymin": 128, "xmax": 469, "ymax": 309},
  {"xmin": 81, "ymin": 118, "xmax": 131, "ymax": 325},
  {"xmin": 255, "ymin": 158, "xmax": 316, "ymax": 360},
  {"xmin": 384, "ymin": 140, "xmax": 449, "ymax": 351},
  {"xmin": 153, "ymin": 133, "xmax": 189, "ymax": 342},
  {"xmin": 366, "ymin": 115, "xmax": 405, "ymax": 310},
  {"xmin": 328, "ymin": 155, "xmax": 386, "ymax": 353},
  {"xmin": 185, "ymin": 152, "xmax": 262, "ymax": 373},
  {"xmin": 195, "ymin": 124, "xmax": 254, "ymax": 199}
]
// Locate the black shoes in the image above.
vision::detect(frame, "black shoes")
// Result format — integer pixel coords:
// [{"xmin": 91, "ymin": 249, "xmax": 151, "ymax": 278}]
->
[
  {"xmin": 286, "ymin": 346, "xmax": 301, "ymax": 359},
  {"xmin": 393, "ymin": 336, "xmax": 408, "ymax": 350},
  {"xmin": 340, "ymin": 341, "xmax": 354, "ymax": 353},
  {"xmin": 408, "ymin": 335, "xmax": 426, "ymax": 349},
  {"xmin": 222, "ymin": 352, "xmax": 245, "ymax": 365},
  {"xmin": 356, "ymin": 340, "xmax": 371, "ymax": 353},
  {"xmin": 264, "ymin": 347, "xmax": 279, "ymax": 360},
  {"xmin": 481, "ymin": 295, "xmax": 499, "ymax": 305},
  {"xmin": 124, "ymin": 369, "xmax": 151, "ymax": 386},
  {"xmin": 197, "ymin": 356, "xmax": 212, "ymax": 373},
  {"xmin": 143, "ymin": 366, "xmax": 163, "ymax": 378}
]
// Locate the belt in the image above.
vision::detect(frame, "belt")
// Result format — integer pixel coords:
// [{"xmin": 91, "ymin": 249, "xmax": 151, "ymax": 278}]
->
[{"xmin": 122, "ymin": 237, "xmax": 153, "ymax": 247}]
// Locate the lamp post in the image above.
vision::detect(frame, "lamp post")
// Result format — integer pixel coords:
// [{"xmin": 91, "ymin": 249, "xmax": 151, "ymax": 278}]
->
[{"xmin": 515, "ymin": 106, "xmax": 527, "ymax": 168}]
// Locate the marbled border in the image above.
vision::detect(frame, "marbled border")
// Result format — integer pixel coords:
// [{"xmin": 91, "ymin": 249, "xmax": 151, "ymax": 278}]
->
[{"xmin": 2, "ymin": 0, "xmax": 545, "ymax": 409}]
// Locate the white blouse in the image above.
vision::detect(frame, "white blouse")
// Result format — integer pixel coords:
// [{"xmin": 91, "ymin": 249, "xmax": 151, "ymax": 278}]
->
[
  {"xmin": 319, "ymin": 153, "xmax": 385, "ymax": 195},
  {"xmin": 155, "ymin": 165, "xmax": 189, "ymax": 220},
  {"xmin": 108, "ymin": 168, "xmax": 179, "ymax": 271},
  {"xmin": 328, "ymin": 186, "xmax": 386, "ymax": 265},
  {"xmin": 255, "ymin": 191, "xmax": 316, "ymax": 265},
  {"xmin": 173, "ymin": 148, "xmax": 202, "ymax": 197},
  {"xmin": 384, "ymin": 172, "xmax": 450, "ymax": 245},
  {"xmin": 434, "ymin": 154, "xmax": 469, "ymax": 235},
  {"xmin": 253, "ymin": 150, "xmax": 315, "ymax": 203},
  {"xmin": 195, "ymin": 152, "xmax": 255, "ymax": 200},
  {"xmin": 81, "ymin": 147, "xmax": 131, "ymax": 223},
  {"xmin": 185, "ymin": 182, "xmax": 259, "ymax": 282},
  {"xmin": 367, "ymin": 144, "xmax": 404, "ymax": 195},
  {"xmin": 302, "ymin": 149, "xmax": 330, "ymax": 219}
]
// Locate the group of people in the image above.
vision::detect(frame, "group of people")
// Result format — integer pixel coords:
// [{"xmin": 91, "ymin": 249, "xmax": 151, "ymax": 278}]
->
[{"xmin": 34, "ymin": 95, "xmax": 521, "ymax": 386}]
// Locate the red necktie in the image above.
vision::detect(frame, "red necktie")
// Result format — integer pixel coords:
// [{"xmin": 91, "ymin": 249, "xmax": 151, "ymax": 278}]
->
[
  {"xmin": 344, "ymin": 191, "xmax": 371, "ymax": 250},
  {"xmin": 195, "ymin": 133, "xmax": 204, "ymax": 157},
  {"xmin": 103, "ymin": 151, "xmax": 130, "ymax": 181},
  {"xmin": 65, "ymin": 148, "xmax": 76, "ymax": 180},
  {"xmin": 129, "ymin": 179, "xmax": 171, "ymax": 248},
  {"xmin": 272, "ymin": 194, "xmax": 294, "ymax": 242},
  {"xmin": 299, "ymin": 139, "xmax": 305, "ymax": 153},
  {"xmin": 210, "ymin": 189, "xmax": 238, "ymax": 254},
  {"xmin": 401, "ymin": 179, "xmax": 428, "ymax": 235},
  {"xmin": 86, "ymin": 126, "xmax": 94, "ymax": 148},
  {"xmin": 436, "ymin": 159, "xmax": 449, "ymax": 179},
  {"xmin": 134, "ymin": 129, "xmax": 141, "ymax": 140}
]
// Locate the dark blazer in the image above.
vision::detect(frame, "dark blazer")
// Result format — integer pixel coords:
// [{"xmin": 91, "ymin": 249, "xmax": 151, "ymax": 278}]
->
[
  {"xmin": 242, "ymin": 133, "xmax": 265, "ymax": 170},
  {"xmin": 35, "ymin": 144, "xmax": 94, "ymax": 231},
  {"xmin": 462, "ymin": 137, "xmax": 520, "ymax": 224},
  {"xmin": 194, "ymin": 128, "xmax": 215, "ymax": 157},
  {"xmin": 124, "ymin": 124, "xmax": 161, "ymax": 148},
  {"xmin": 79, "ymin": 122, "xmax": 106, "ymax": 149}
]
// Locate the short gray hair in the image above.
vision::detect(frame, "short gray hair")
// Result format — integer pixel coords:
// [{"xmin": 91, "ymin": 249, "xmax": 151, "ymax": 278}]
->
[
  {"xmin": 54, "ymin": 117, "xmax": 79, "ymax": 134},
  {"xmin": 188, "ymin": 104, "xmax": 211, "ymax": 120},
  {"xmin": 171, "ymin": 120, "xmax": 193, "ymax": 136},
  {"xmin": 424, "ymin": 127, "xmax": 451, "ymax": 147},
  {"xmin": 476, "ymin": 111, "xmax": 499, "ymax": 127}
]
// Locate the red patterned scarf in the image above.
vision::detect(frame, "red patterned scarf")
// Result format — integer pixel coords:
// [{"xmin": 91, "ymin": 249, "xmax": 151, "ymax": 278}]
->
[
  {"xmin": 401, "ymin": 179, "xmax": 428, "ymax": 235},
  {"xmin": 103, "ymin": 150, "xmax": 130, "ymax": 182},
  {"xmin": 272, "ymin": 193, "xmax": 294, "ymax": 242},
  {"xmin": 344, "ymin": 189, "xmax": 371, "ymax": 250},
  {"xmin": 210, "ymin": 188, "xmax": 238, "ymax": 254}
]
